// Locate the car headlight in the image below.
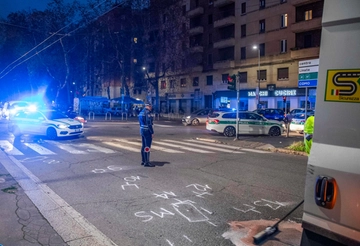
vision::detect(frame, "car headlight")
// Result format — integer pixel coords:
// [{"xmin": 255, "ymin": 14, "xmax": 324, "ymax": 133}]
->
[
  {"xmin": 186, "ymin": 116, "xmax": 191, "ymax": 119},
  {"xmin": 57, "ymin": 124, "xmax": 68, "ymax": 129}
]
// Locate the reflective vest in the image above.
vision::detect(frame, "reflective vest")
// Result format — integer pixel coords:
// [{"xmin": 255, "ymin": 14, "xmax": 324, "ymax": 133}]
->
[{"xmin": 304, "ymin": 115, "xmax": 315, "ymax": 135}]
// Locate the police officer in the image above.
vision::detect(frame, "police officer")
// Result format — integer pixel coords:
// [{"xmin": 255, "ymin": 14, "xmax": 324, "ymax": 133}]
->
[
  {"xmin": 138, "ymin": 103, "xmax": 154, "ymax": 167},
  {"xmin": 304, "ymin": 115, "xmax": 315, "ymax": 155}
]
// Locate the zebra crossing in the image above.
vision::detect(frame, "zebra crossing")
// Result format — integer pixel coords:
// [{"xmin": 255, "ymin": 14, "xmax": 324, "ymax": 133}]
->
[{"xmin": 0, "ymin": 138, "xmax": 269, "ymax": 157}]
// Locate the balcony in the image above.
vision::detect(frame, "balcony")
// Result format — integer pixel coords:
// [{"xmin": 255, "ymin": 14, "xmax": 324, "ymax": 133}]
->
[
  {"xmin": 291, "ymin": 17, "xmax": 322, "ymax": 33},
  {"xmin": 187, "ymin": 7, "xmax": 204, "ymax": 17},
  {"xmin": 290, "ymin": 46, "xmax": 320, "ymax": 59},
  {"xmin": 214, "ymin": 60, "xmax": 235, "ymax": 69},
  {"xmin": 214, "ymin": 16, "xmax": 235, "ymax": 28},
  {"xmin": 189, "ymin": 26, "xmax": 204, "ymax": 35},
  {"xmin": 213, "ymin": 38, "xmax": 235, "ymax": 49},
  {"xmin": 190, "ymin": 46, "xmax": 204, "ymax": 53},
  {"xmin": 214, "ymin": 0, "xmax": 235, "ymax": 7},
  {"xmin": 291, "ymin": 0, "xmax": 322, "ymax": 6},
  {"xmin": 190, "ymin": 65, "xmax": 203, "ymax": 72}
]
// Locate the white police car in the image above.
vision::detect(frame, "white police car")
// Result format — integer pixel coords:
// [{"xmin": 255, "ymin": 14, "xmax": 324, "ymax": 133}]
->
[
  {"xmin": 8, "ymin": 109, "xmax": 84, "ymax": 139},
  {"xmin": 206, "ymin": 111, "xmax": 284, "ymax": 137}
]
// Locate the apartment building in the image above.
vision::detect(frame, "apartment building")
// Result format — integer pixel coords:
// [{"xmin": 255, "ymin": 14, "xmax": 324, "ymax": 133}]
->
[{"xmin": 157, "ymin": 0, "xmax": 323, "ymax": 114}]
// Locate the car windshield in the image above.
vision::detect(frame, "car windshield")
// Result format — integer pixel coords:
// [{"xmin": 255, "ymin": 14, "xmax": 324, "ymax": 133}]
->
[{"xmin": 43, "ymin": 111, "xmax": 68, "ymax": 120}]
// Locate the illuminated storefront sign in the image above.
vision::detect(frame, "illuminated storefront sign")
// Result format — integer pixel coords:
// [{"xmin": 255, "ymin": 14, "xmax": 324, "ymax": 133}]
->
[
  {"xmin": 248, "ymin": 91, "xmax": 269, "ymax": 97},
  {"xmin": 274, "ymin": 89, "xmax": 297, "ymax": 96}
]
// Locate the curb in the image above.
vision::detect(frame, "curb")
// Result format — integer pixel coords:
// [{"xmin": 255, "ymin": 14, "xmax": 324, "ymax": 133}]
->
[{"xmin": 195, "ymin": 138, "xmax": 308, "ymax": 156}]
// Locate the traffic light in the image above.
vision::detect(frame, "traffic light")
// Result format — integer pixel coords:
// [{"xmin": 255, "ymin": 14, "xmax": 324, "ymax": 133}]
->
[
  {"xmin": 283, "ymin": 96, "xmax": 287, "ymax": 102},
  {"xmin": 227, "ymin": 74, "xmax": 237, "ymax": 91}
]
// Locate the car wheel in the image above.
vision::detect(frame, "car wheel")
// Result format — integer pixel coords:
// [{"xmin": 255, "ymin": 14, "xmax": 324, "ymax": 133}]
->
[
  {"xmin": 269, "ymin": 126, "xmax": 281, "ymax": 136},
  {"xmin": 191, "ymin": 119, "xmax": 200, "ymax": 126},
  {"xmin": 46, "ymin": 127, "xmax": 58, "ymax": 140},
  {"xmin": 224, "ymin": 126, "xmax": 236, "ymax": 137}
]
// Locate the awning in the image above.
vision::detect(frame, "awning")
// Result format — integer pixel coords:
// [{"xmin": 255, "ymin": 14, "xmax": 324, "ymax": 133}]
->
[{"xmin": 110, "ymin": 96, "xmax": 144, "ymax": 104}]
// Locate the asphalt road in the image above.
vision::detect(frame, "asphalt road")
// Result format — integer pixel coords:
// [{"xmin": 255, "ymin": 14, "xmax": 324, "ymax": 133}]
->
[{"xmin": 0, "ymin": 119, "xmax": 308, "ymax": 246}]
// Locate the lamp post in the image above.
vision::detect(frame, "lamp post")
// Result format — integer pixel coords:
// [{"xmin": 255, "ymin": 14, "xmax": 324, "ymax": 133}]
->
[{"xmin": 253, "ymin": 45, "xmax": 261, "ymax": 109}]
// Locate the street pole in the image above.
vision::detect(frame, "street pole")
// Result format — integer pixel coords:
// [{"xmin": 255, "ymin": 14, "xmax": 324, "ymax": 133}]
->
[
  {"xmin": 257, "ymin": 48, "xmax": 261, "ymax": 109},
  {"xmin": 234, "ymin": 74, "xmax": 240, "ymax": 141}
]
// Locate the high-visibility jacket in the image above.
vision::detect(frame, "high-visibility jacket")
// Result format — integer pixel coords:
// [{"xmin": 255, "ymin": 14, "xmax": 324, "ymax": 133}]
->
[{"xmin": 304, "ymin": 115, "xmax": 315, "ymax": 135}]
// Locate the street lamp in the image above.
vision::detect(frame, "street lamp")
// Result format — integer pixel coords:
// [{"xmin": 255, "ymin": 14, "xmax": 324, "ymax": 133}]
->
[{"xmin": 253, "ymin": 45, "xmax": 261, "ymax": 109}]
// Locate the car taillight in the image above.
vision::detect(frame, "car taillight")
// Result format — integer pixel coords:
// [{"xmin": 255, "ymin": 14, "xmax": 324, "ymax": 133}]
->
[{"xmin": 214, "ymin": 119, "xmax": 219, "ymax": 124}]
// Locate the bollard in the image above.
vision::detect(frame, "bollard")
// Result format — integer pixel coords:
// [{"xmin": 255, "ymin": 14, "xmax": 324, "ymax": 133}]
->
[
  {"xmin": 88, "ymin": 112, "xmax": 95, "ymax": 120},
  {"xmin": 105, "ymin": 112, "xmax": 111, "ymax": 120},
  {"xmin": 286, "ymin": 122, "xmax": 290, "ymax": 137}
]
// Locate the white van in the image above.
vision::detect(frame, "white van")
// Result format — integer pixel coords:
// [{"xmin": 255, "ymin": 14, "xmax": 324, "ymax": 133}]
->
[{"xmin": 1, "ymin": 101, "xmax": 30, "ymax": 120}]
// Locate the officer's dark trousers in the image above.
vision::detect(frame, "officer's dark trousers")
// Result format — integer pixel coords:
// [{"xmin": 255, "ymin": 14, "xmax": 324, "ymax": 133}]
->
[{"xmin": 140, "ymin": 129, "xmax": 152, "ymax": 163}]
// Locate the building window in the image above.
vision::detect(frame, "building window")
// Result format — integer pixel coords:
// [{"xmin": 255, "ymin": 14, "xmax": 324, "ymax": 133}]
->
[
  {"xmin": 241, "ymin": 2, "xmax": 246, "ymax": 14},
  {"xmin": 209, "ymin": 33, "xmax": 213, "ymax": 45},
  {"xmin": 180, "ymin": 78, "xmax": 187, "ymax": 87},
  {"xmin": 278, "ymin": 68, "xmax": 289, "ymax": 80},
  {"xmin": 241, "ymin": 24, "xmax": 246, "ymax": 37},
  {"xmin": 193, "ymin": 77, "xmax": 199, "ymax": 86},
  {"xmin": 182, "ymin": 5, "xmax": 186, "ymax": 16},
  {"xmin": 161, "ymin": 80, "xmax": 166, "ymax": 89},
  {"xmin": 182, "ymin": 23, "xmax": 186, "ymax": 33},
  {"xmin": 239, "ymin": 72, "xmax": 247, "ymax": 83},
  {"xmin": 305, "ymin": 10, "xmax": 313, "ymax": 20},
  {"xmin": 280, "ymin": 39, "xmax": 287, "ymax": 53},
  {"xmin": 281, "ymin": 14, "xmax": 288, "ymax": 28},
  {"xmin": 259, "ymin": 19, "xmax": 265, "ymax": 33},
  {"xmin": 208, "ymin": 14, "xmax": 213, "ymax": 24},
  {"xmin": 133, "ymin": 37, "xmax": 138, "ymax": 43},
  {"xmin": 241, "ymin": 47, "xmax": 246, "ymax": 60},
  {"xmin": 222, "ymin": 74, "xmax": 229, "ymax": 84},
  {"xmin": 208, "ymin": 54, "xmax": 213, "ymax": 65},
  {"xmin": 260, "ymin": 0, "xmax": 265, "ymax": 9},
  {"xmin": 257, "ymin": 70, "xmax": 267, "ymax": 81},
  {"xmin": 206, "ymin": 75, "xmax": 213, "ymax": 85},
  {"xmin": 259, "ymin": 43, "xmax": 265, "ymax": 56},
  {"xmin": 170, "ymin": 80, "xmax": 175, "ymax": 88}
]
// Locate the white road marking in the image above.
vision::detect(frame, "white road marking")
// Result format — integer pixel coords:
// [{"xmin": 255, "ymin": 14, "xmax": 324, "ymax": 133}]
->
[
  {"xmin": 114, "ymin": 139, "xmax": 184, "ymax": 153},
  {"xmin": 0, "ymin": 140, "xmax": 23, "ymax": 155},
  {"xmin": 154, "ymin": 124, "xmax": 175, "ymax": 128},
  {"xmin": 103, "ymin": 141, "xmax": 139, "ymax": 152},
  {"xmin": 163, "ymin": 140, "xmax": 244, "ymax": 153},
  {"xmin": 76, "ymin": 143, "xmax": 117, "ymax": 154},
  {"xmin": 0, "ymin": 151, "xmax": 117, "ymax": 246},
  {"xmin": 187, "ymin": 139, "xmax": 269, "ymax": 153},
  {"xmin": 154, "ymin": 141, "xmax": 214, "ymax": 153},
  {"xmin": 24, "ymin": 143, "xmax": 56, "ymax": 155},
  {"xmin": 49, "ymin": 142, "xmax": 87, "ymax": 154}
]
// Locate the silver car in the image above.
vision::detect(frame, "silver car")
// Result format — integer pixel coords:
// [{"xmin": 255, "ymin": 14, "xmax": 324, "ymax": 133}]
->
[{"xmin": 182, "ymin": 109, "xmax": 212, "ymax": 126}]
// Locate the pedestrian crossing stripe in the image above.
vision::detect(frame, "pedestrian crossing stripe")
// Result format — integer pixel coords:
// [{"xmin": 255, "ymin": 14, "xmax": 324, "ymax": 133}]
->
[
  {"xmin": 114, "ymin": 139, "xmax": 184, "ymax": 153},
  {"xmin": 163, "ymin": 140, "xmax": 245, "ymax": 154},
  {"xmin": 0, "ymin": 140, "xmax": 23, "ymax": 155},
  {"xmin": 0, "ymin": 139, "xmax": 270, "ymax": 156},
  {"xmin": 186, "ymin": 140, "xmax": 269, "ymax": 154}
]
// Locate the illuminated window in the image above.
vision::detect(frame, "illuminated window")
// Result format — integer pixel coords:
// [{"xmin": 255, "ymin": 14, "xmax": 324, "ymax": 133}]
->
[
  {"xmin": 133, "ymin": 59, "xmax": 137, "ymax": 64},
  {"xmin": 180, "ymin": 78, "xmax": 187, "ymax": 87},
  {"xmin": 161, "ymin": 80, "xmax": 166, "ymax": 89},
  {"xmin": 281, "ymin": 14, "xmax": 288, "ymax": 28},
  {"xmin": 305, "ymin": 10, "xmax": 312, "ymax": 20},
  {"xmin": 133, "ymin": 37, "xmax": 138, "ymax": 43}
]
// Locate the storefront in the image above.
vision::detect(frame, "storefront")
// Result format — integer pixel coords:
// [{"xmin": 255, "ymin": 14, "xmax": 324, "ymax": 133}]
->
[{"xmin": 213, "ymin": 87, "xmax": 317, "ymax": 112}]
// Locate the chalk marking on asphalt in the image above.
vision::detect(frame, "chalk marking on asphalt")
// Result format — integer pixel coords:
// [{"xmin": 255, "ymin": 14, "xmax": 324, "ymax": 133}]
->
[
  {"xmin": 166, "ymin": 239, "xmax": 175, "ymax": 246},
  {"xmin": 114, "ymin": 139, "xmax": 184, "ymax": 153},
  {"xmin": 24, "ymin": 143, "xmax": 56, "ymax": 155},
  {"xmin": 0, "ymin": 140, "xmax": 23, "ymax": 155},
  {"xmin": 0, "ymin": 150, "xmax": 117, "ymax": 246},
  {"xmin": 186, "ymin": 139, "xmax": 269, "ymax": 153},
  {"xmin": 183, "ymin": 235, "xmax": 192, "ymax": 242},
  {"xmin": 163, "ymin": 140, "xmax": 245, "ymax": 153}
]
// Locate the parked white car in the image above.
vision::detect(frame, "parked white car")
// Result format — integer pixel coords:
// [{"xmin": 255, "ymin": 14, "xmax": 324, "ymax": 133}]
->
[
  {"xmin": 8, "ymin": 109, "xmax": 84, "ymax": 139},
  {"xmin": 1, "ymin": 101, "xmax": 31, "ymax": 120},
  {"xmin": 206, "ymin": 111, "xmax": 284, "ymax": 137},
  {"xmin": 289, "ymin": 112, "xmax": 314, "ymax": 133}
]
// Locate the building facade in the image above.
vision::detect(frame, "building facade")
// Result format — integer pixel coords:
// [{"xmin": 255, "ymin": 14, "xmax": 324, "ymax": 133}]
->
[{"xmin": 155, "ymin": 0, "xmax": 323, "ymax": 114}]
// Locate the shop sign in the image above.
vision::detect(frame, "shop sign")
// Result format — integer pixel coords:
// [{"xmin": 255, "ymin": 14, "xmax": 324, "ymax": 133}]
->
[
  {"xmin": 298, "ymin": 58, "xmax": 319, "ymax": 88},
  {"xmin": 220, "ymin": 97, "xmax": 228, "ymax": 103},
  {"xmin": 274, "ymin": 89, "xmax": 297, "ymax": 96},
  {"xmin": 248, "ymin": 91, "xmax": 268, "ymax": 97}
]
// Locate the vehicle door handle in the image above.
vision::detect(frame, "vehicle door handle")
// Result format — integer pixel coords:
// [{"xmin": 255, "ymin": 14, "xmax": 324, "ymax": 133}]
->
[{"xmin": 315, "ymin": 176, "xmax": 337, "ymax": 209}]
